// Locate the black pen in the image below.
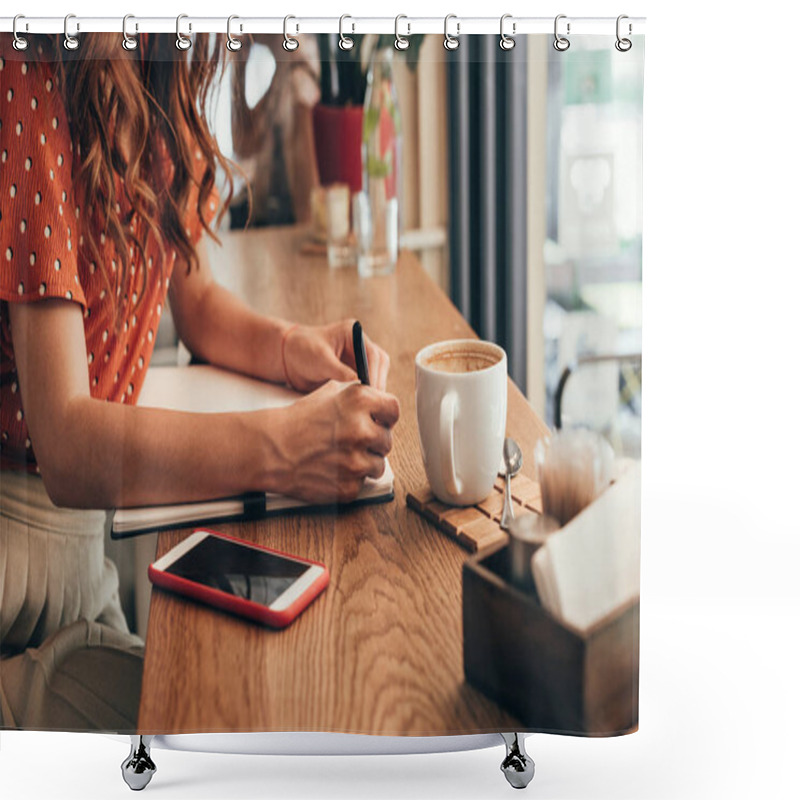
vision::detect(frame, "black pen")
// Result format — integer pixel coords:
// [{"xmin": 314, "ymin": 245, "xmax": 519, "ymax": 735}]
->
[{"xmin": 352, "ymin": 321, "xmax": 371, "ymax": 386}]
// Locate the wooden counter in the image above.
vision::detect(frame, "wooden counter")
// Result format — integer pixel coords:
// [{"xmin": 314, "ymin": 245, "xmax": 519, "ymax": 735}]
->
[{"xmin": 138, "ymin": 226, "xmax": 549, "ymax": 734}]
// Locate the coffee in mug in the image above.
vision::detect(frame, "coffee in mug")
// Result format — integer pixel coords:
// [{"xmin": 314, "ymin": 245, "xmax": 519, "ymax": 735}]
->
[{"xmin": 415, "ymin": 339, "xmax": 507, "ymax": 506}]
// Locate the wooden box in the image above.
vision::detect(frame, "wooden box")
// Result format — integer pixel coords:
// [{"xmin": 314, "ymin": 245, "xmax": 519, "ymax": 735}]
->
[{"xmin": 463, "ymin": 544, "xmax": 639, "ymax": 735}]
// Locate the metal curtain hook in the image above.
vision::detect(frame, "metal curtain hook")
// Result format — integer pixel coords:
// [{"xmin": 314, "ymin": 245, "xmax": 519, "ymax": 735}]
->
[
  {"xmin": 176, "ymin": 14, "xmax": 192, "ymax": 51},
  {"xmin": 338, "ymin": 15, "xmax": 354, "ymax": 51},
  {"xmin": 227, "ymin": 15, "xmax": 242, "ymax": 52},
  {"xmin": 499, "ymin": 14, "xmax": 515, "ymax": 51},
  {"xmin": 12, "ymin": 14, "xmax": 29, "ymax": 51},
  {"xmin": 615, "ymin": 14, "xmax": 632, "ymax": 52},
  {"xmin": 553, "ymin": 14, "xmax": 570, "ymax": 51},
  {"xmin": 63, "ymin": 13, "xmax": 80, "ymax": 51},
  {"xmin": 122, "ymin": 15, "xmax": 138, "ymax": 51},
  {"xmin": 395, "ymin": 15, "xmax": 410, "ymax": 51},
  {"xmin": 443, "ymin": 14, "xmax": 460, "ymax": 51},
  {"xmin": 283, "ymin": 15, "xmax": 299, "ymax": 51}
]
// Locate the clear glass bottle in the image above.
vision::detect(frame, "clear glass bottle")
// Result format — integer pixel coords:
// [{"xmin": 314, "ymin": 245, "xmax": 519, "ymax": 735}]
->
[{"xmin": 354, "ymin": 46, "xmax": 402, "ymax": 277}]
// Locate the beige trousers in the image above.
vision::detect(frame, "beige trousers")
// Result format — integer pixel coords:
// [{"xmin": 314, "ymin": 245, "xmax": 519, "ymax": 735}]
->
[{"xmin": 0, "ymin": 469, "xmax": 144, "ymax": 732}]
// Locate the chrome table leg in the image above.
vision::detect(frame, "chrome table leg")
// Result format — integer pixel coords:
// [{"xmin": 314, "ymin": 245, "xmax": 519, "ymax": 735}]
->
[
  {"xmin": 500, "ymin": 733, "xmax": 535, "ymax": 789},
  {"xmin": 121, "ymin": 735, "xmax": 156, "ymax": 791}
]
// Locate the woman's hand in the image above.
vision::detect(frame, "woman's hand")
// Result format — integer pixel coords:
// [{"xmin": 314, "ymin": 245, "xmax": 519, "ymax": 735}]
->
[
  {"xmin": 283, "ymin": 319, "xmax": 390, "ymax": 392},
  {"xmin": 266, "ymin": 380, "xmax": 400, "ymax": 504}
]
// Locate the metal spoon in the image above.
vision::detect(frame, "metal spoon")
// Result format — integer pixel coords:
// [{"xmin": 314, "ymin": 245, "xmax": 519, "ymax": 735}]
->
[{"xmin": 500, "ymin": 437, "xmax": 523, "ymax": 530}]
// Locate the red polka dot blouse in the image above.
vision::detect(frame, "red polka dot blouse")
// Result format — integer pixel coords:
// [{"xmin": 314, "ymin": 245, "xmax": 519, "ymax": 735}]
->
[{"xmin": 0, "ymin": 38, "xmax": 217, "ymax": 473}]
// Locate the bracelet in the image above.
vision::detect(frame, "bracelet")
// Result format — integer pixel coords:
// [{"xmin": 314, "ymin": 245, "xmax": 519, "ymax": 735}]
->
[{"xmin": 280, "ymin": 324, "xmax": 299, "ymax": 390}]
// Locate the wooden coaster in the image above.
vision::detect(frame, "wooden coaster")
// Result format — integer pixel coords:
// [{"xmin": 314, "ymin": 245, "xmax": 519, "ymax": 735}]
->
[{"xmin": 406, "ymin": 474, "xmax": 543, "ymax": 553}]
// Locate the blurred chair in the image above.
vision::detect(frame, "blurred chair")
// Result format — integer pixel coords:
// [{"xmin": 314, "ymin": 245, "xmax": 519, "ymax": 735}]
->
[
  {"xmin": 554, "ymin": 352, "xmax": 642, "ymax": 458},
  {"xmin": 227, "ymin": 35, "xmax": 321, "ymax": 228}
]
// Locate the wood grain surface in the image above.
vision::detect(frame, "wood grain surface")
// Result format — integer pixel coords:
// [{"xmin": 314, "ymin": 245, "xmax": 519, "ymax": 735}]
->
[{"xmin": 137, "ymin": 226, "xmax": 550, "ymax": 735}]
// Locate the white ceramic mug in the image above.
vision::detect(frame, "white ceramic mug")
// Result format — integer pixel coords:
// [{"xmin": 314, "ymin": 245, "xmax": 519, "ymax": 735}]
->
[{"xmin": 415, "ymin": 339, "xmax": 507, "ymax": 506}]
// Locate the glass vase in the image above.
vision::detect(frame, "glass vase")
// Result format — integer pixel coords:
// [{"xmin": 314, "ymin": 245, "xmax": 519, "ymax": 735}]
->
[{"xmin": 354, "ymin": 46, "xmax": 402, "ymax": 278}]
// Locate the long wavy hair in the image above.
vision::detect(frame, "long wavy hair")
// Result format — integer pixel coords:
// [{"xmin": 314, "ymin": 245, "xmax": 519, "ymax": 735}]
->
[{"xmin": 46, "ymin": 33, "xmax": 236, "ymax": 328}]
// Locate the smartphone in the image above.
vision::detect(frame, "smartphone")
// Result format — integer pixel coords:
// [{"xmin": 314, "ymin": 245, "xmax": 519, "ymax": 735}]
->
[{"xmin": 148, "ymin": 529, "xmax": 329, "ymax": 628}]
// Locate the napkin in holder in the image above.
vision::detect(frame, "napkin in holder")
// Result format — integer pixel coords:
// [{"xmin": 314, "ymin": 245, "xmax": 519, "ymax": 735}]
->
[{"xmin": 462, "ymin": 464, "xmax": 640, "ymax": 734}]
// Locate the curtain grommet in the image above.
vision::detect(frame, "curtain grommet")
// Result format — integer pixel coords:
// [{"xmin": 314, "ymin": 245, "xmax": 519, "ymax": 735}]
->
[
  {"xmin": 63, "ymin": 14, "xmax": 80, "ymax": 51},
  {"xmin": 283, "ymin": 15, "xmax": 299, "ymax": 52},
  {"xmin": 553, "ymin": 14, "xmax": 570, "ymax": 51},
  {"xmin": 175, "ymin": 14, "xmax": 192, "ymax": 51},
  {"xmin": 444, "ymin": 14, "xmax": 460, "ymax": 51},
  {"xmin": 339, "ymin": 14, "xmax": 354, "ymax": 51},
  {"xmin": 12, "ymin": 14, "xmax": 29, "ymax": 51},
  {"xmin": 615, "ymin": 15, "xmax": 633, "ymax": 52},
  {"xmin": 499, "ymin": 14, "xmax": 516, "ymax": 51},
  {"xmin": 227, "ymin": 15, "xmax": 243, "ymax": 52},
  {"xmin": 395, "ymin": 15, "xmax": 410, "ymax": 51},
  {"xmin": 122, "ymin": 14, "xmax": 138, "ymax": 51}
]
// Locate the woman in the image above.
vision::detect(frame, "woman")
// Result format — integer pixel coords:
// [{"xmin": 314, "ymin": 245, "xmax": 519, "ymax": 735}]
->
[{"xmin": 0, "ymin": 33, "xmax": 399, "ymax": 731}]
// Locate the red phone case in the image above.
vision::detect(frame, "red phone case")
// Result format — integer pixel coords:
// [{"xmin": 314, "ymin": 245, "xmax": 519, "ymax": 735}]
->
[{"xmin": 147, "ymin": 528, "xmax": 329, "ymax": 629}]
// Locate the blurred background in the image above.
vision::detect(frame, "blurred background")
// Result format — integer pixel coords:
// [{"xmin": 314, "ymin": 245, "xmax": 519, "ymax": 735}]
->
[
  {"xmin": 155, "ymin": 32, "xmax": 643, "ymax": 442},
  {"xmin": 128, "ymin": 32, "xmax": 643, "ymax": 637}
]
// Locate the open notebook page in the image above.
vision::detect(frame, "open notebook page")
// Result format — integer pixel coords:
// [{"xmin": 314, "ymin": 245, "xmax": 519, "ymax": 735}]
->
[{"xmin": 111, "ymin": 365, "xmax": 393, "ymax": 535}]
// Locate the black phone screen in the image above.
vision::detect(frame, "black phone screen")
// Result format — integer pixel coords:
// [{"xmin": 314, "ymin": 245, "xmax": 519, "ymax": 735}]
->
[{"xmin": 165, "ymin": 535, "xmax": 311, "ymax": 607}]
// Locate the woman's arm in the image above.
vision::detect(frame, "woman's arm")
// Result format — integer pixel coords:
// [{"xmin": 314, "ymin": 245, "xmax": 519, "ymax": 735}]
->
[
  {"xmin": 167, "ymin": 239, "xmax": 290, "ymax": 383},
  {"xmin": 9, "ymin": 299, "xmax": 399, "ymax": 509},
  {"xmin": 9, "ymin": 298, "xmax": 280, "ymax": 508},
  {"xmin": 168, "ymin": 240, "xmax": 391, "ymax": 391}
]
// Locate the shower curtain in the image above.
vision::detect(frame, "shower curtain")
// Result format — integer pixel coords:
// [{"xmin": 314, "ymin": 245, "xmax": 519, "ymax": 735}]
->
[{"xmin": 0, "ymin": 23, "xmax": 644, "ymax": 738}]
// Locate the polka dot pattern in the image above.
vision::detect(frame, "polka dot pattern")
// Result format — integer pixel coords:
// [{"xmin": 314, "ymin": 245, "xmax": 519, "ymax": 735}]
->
[{"xmin": 0, "ymin": 36, "xmax": 218, "ymax": 472}]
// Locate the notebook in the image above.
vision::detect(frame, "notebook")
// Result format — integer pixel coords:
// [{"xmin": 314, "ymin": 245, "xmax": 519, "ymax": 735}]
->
[
  {"xmin": 531, "ymin": 461, "xmax": 641, "ymax": 634},
  {"xmin": 110, "ymin": 365, "xmax": 394, "ymax": 538}
]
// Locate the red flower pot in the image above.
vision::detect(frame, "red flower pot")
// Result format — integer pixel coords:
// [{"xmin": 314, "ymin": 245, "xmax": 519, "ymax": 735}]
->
[{"xmin": 312, "ymin": 103, "xmax": 364, "ymax": 195}]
